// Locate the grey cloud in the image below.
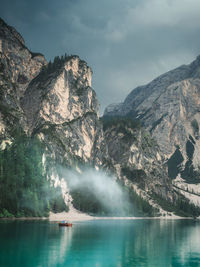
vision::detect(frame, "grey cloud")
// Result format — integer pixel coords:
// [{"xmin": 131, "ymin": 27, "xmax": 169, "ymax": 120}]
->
[{"xmin": 0, "ymin": 0, "xmax": 200, "ymax": 113}]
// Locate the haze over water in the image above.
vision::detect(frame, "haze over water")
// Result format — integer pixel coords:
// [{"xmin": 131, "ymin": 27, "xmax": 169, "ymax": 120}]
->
[{"xmin": 0, "ymin": 220, "xmax": 200, "ymax": 266}]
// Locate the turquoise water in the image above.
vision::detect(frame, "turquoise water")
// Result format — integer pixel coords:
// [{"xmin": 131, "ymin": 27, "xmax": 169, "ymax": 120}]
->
[{"xmin": 0, "ymin": 219, "xmax": 200, "ymax": 267}]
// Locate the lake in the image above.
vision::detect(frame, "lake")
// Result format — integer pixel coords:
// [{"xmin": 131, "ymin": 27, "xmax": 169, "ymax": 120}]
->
[{"xmin": 0, "ymin": 219, "xmax": 200, "ymax": 266}]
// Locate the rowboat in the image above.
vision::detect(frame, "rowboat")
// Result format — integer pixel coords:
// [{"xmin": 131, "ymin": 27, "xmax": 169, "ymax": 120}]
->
[{"xmin": 58, "ymin": 222, "xmax": 72, "ymax": 227}]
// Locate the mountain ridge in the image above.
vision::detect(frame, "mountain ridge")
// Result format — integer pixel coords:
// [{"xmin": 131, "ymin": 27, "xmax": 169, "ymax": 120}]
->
[{"xmin": 104, "ymin": 53, "xmax": 200, "ymax": 208}]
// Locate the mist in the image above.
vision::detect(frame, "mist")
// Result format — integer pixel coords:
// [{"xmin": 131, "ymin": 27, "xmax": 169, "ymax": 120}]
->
[{"xmin": 60, "ymin": 167, "xmax": 132, "ymax": 216}]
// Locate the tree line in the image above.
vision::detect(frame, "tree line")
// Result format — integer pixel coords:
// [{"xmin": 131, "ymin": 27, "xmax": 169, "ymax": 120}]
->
[
  {"xmin": 0, "ymin": 133, "xmax": 68, "ymax": 218},
  {"xmin": 36, "ymin": 54, "xmax": 76, "ymax": 82}
]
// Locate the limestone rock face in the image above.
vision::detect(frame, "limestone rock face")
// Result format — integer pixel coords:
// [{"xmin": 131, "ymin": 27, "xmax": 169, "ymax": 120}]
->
[
  {"xmin": 0, "ymin": 18, "xmax": 47, "ymax": 96},
  {"xmin": 22, "ymin": 57, "xmax": 94, "ymax": 129},
  {"xmin": 0, "ymin": 18, "xmax": 47, "ymax": 138},
  {"xmin": 20, "ymin": 56, "xmax": 109, "ymax": 205},
  {"xmin": 21, "ymin": 56, "xmax": 108, "ymax": 166},
  {"xmin": 104, "ymin": 56, "xmax": 200, "ymax": 203},
  {"xmin": 102, "ymin": 119, "xmax": 175, "ymax": 212}
]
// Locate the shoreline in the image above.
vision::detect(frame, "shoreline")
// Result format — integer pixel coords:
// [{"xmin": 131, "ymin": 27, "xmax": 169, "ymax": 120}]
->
[
  {"xmin": 48, "ymin": 208, "xmax": 199, "ymax": 221},
  {"xmin": 0, "ymin": 209, "xmax": 199, "ymax": 222},
  {"xmin": 0, "ymin": 217, "xmax": 198, "ymax": 223},
  {"xmin": 0, "ymin": 217, "xmax": 48, "ymax": 220},
  {"xmin": 0, "ymin": 216, "xmax": 197, "ymax": 221},
  {"xmin": 0, "ymin": 216, "xmax": 198, "ymax": 221}
]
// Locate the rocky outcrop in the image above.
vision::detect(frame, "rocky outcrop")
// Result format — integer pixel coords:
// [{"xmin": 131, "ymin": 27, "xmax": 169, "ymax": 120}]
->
[
  {"xmin": 20, "ymin": 55, "xmax": 109, "ymax": 207},
  {"xmin": 21, "ymin": 56, "xmax": 108, "ymax": 166},
  {"xmin": 0, "ymin": 18, "xmax": 47, "ymax": 96},
  {"xmin": 102, "ymin": 116, "xmax": 177, "ymax": 215},
  {"xmin": 0, "ymin": 18, "xmax": 47, "ymax": 138},
  {"xmin": 104, "ymin": 56, "xmax": 200, "ymax": 205}
]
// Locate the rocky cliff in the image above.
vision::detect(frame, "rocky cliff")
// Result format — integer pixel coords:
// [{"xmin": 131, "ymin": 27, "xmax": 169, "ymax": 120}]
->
[
  {"xmin": 105, "ymin": 56, "xmax": 200, "ymax": 207},
  {"xmin": 102, "ymin": 116, "xmax": 177, "ymax": 215},
  {"xmin": 20, "ymin": 55, "xmax": 109, "ymax": 207},
  {"xmin": 21, "ymin": 56, "xmax": 107, "ymax": 166},
  {"xmin": 0, "ymin": 17, "xmax": 46, "ymax": 139}
]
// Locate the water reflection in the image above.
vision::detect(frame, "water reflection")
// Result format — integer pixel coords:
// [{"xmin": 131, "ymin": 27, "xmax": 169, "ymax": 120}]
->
[
  {"xmin": 48, "ymin": 225, "xmax": 73, "ymax": 266},
  {"xmin": 172, "ymin": 221, "xmax": 200, "ymax": 266},
  {"xmin": 0, "ymin": 220, "xmax": 200, "ymax": 266}
]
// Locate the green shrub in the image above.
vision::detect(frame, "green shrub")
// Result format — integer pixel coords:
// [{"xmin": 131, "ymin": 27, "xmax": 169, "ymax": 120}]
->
[{"xmin": 0, "ymin": 208, "xmax": 14, "ymax": 218}]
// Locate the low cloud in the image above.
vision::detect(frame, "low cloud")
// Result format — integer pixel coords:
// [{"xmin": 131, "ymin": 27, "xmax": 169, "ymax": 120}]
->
[{"xmin": 60, "ymin": 167, "xmax": 130, "ymax": 215}]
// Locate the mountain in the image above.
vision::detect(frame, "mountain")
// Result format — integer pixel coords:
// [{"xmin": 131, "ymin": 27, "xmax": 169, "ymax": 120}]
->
[
  {"xmin": 0, "ymin": 17, "xmax": 46, "ymax": 139},
  {"xmin": 0, "ymin": 18, "xmax": 110, "ymax": 217},
  {"xmin": 0, "ymin": 17, "xmax": 199, "ymax": 218},
  {"xmin": 21, "ymin": 55, "xmax": 107, "ymax": 166},
  {"xmin": 104, "ymin": 55, "xmax": 200, "ymax": 208}
]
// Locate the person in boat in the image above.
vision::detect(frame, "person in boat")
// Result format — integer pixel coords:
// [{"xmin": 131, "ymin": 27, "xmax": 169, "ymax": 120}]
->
[{"xmin": 59, "ymin": 221, "xmax": 72, "ymax": 226}]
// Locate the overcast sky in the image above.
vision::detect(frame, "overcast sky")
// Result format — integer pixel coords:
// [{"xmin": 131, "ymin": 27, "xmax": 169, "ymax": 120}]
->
[{"xmin": 1, "ymin": 0, "xmax": 200, "ymax": 114}]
